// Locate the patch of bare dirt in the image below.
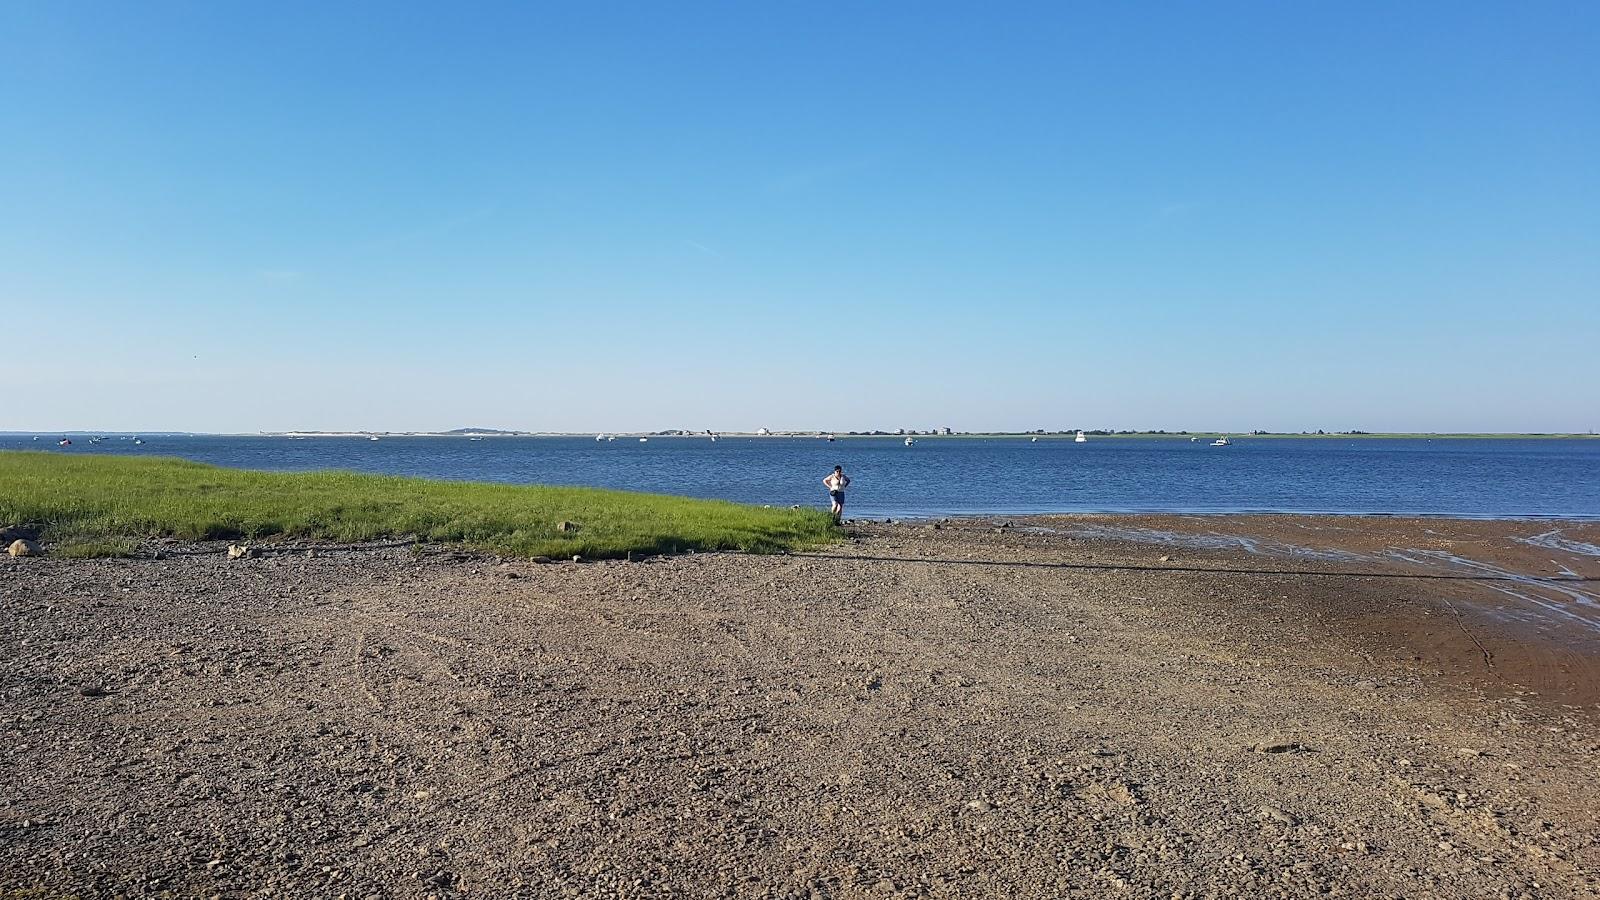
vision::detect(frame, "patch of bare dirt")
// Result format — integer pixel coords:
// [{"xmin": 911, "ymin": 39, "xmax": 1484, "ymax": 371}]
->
[{"xmin": 2, "ymin": 520, "xmax": 1597, "ymax": 898}]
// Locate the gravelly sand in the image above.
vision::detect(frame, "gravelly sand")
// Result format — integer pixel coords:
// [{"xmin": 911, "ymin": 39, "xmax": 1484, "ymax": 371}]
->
[{"xmin": 2, "ymin": 517, "xmax": 1597, "ymax": 898}]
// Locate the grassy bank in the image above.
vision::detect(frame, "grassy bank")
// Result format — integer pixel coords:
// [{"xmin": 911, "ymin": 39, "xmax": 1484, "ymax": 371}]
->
[{"xmin": 0, "ymin": 452, "xmax": 838, "ymax": 559}]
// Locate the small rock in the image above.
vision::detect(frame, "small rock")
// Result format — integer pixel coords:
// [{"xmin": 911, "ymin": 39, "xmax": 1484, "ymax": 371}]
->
[
  {"xmin": 7, "ymin": 539, "xmax": 40, "ymax": 558},
  {"xmin": 1251, "ymin": 740, "xmax": 1303, "ymax": 754},
  {"xmin": 1258, "ymin": 805, "xmax": 1298, "ymax": 826},
  {"xmin": 571, "ymin": 555, "xmax": 583, "ymax": 563},
  {"xmin": 1159, "ymin": 555, "xmax": 1172, "ymax": 563},
  {"xmin": 529, "ymin": 556, "xmax": 552, "ymax": 564},
  {"xmin": 556, "ymin": 521, "xmax": 580, "ymax": 533},
  {"xmin": 1416, "ymin": 789, "xmax": 1449, "ymax": 810},
  {"xmin": 305, "ymin": 549, "xmax": 318, "ymax": 559},
  {"xmin": 965, "ymin": 799, "xmax": 994, "ymax": 812},
  {"xmin": 503, "ymin": 571, "xmax": 521, "ymax": 580},
  {"xmin": 1458, "ymin": 748, "xmax": 1484, "ymax": 758},
  {"xmin": 227, "ymin": 544, "xmax": 255, "ymax": 560},
  {"xmin": 79, "ymin": 685, "xmax": 108, "ymax": 698}
]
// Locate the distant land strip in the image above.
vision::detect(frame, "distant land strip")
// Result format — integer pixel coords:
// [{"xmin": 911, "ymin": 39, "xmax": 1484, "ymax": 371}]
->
[{"xmin": 6, "ymin": 430, "xmax": 1596, "ymax": 440}]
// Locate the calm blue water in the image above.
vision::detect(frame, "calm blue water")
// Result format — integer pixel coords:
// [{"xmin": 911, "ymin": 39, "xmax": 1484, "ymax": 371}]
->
[{"xmin": 8, "ymin": 435, "xmax": 1600, "ymax": 519}]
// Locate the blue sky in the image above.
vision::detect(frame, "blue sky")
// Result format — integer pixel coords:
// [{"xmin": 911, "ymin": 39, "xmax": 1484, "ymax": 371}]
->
[{"xmin": 3, "ymin": 2, "xmax": 1596, "ymax": 433}]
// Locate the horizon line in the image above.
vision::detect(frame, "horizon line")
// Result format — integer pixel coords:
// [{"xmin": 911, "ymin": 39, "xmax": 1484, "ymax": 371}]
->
[{"xmin": 6, "ymin": 429, "xmax": 1598, "ymax": 438}]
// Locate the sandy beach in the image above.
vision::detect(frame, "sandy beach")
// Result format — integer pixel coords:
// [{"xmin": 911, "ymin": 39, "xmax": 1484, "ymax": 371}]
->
[{"xmin": 3, "ymin": 516, "xmax": 1597, "ymax": 898}]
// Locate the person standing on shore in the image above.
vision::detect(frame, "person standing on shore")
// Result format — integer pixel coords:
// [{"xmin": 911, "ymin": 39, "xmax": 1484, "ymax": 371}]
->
[{"xmin": 823, "ymin": 465, "xmax": 850, "ymax": 524}]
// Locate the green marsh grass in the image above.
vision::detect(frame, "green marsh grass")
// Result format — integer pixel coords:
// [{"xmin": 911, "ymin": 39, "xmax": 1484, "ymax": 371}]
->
[{"xmin": 0, "ymin": 452, "xmax": 838, "ymax": 559}]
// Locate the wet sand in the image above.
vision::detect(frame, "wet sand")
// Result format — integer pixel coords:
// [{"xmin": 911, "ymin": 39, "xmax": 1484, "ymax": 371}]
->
[
  {"xmin": 3, "ymin": 515, "xmax": 1598, "ymax": 897},
  {"xmin": 1027, "ymin": 515, "xmax": 1600, "ymax": 708}
]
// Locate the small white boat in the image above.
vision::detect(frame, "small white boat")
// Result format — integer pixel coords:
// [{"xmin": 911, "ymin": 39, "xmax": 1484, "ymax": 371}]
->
[
  {"xmin": 369, "ymin": 436, "xmax": 380, "ymax": 442},
  {"xmin": 1212, "ymin": 436, "xmax": 1231, "ymax": 446},
  {"xmin": 827, "ymin": 434, "xmax": 836, "ymax": 442},
  {"xmin": 1031, "ymin": 436, "xmax": 1038, "ymax": 443},
  {"xmin": 1190, "ymin": 437, "xmax": 1199, "ymax": 443},
  {"xmin": 596, "ymin": 434, "xmax": 606, "ymax": 441},
  {"xmin": 469, "ymin": 437, "xmax": 483, "ymax": 442},
  {"xmin": 1075, "ymin": 431, "xmax": 1087, "ymax": 443},
  {"xmin": 59, "ymin": 438, "xmax": 71, "ymax": 446},
  {"xmin": 904, "ymin": 437, "xmax": 915, "ymax": 446},
  {"xmin": 132, "ymin": 438, "xmax": 144, "ymax": 445},
  {"xmin": 639, "ymin": 437, "xmax": 649, "ymax": 442}
]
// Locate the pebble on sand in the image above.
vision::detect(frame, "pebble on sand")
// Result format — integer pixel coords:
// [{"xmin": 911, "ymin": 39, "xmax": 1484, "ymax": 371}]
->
[{"xmin": 1258, "ymin": 805, "xmax": 1299, "ymax": 825}]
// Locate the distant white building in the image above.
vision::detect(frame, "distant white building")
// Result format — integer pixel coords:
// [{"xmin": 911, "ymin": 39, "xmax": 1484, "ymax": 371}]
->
[
  {"xmin": 937, "ymin": 427, "xmax": 952, "ymax": 435},
  {"xmin": 756, "ymin": 427, "xmax": 771, "ymax": 436}
]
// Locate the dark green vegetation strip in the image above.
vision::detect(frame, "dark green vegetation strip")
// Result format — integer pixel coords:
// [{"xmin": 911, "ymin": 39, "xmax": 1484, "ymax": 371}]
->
[{"xmin": 0, "ymin": 452, "xmax": 838, "ymax": 559}]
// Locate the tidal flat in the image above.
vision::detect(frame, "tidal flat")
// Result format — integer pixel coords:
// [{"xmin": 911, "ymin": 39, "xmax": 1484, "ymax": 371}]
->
[{"xmin": 2, "ymin": 516, "xmax": 1597, "ymax": 897}]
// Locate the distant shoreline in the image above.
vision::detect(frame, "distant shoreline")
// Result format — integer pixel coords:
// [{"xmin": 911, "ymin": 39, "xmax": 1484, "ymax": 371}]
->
[{"xmin": 6, "ymin": 430, "xmax": 1597, "ymax": 440}]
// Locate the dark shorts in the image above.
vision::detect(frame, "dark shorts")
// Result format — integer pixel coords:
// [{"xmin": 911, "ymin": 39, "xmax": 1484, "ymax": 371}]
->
[{"xmin": 829, "ymin": 490, "xmax": 845, "ymax": 503}]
